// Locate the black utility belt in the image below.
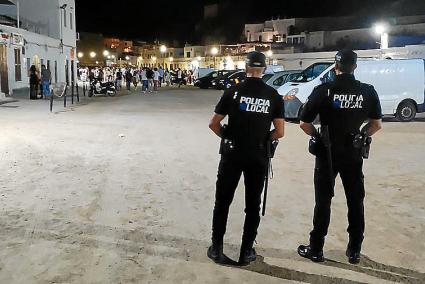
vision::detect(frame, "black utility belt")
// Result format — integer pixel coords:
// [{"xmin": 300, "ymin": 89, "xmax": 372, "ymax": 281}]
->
[
  {"xmin": 309, "ymin": 133, "xmax": 372, "ymax": 159},
  {"xmin": 220, "ymin": 139, "xmax": 279, "ymax": 158}
]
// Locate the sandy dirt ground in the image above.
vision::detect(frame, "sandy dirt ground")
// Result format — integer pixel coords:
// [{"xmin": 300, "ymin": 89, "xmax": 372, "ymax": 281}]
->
[{"xmin": 0, "ymin": 88, "xmax": 424, "ymax": 284}]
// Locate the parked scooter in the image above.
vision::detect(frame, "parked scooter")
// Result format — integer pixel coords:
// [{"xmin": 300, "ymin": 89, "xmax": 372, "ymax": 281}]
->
[{"xmin": 88, "ymin": 79, "xmax": 116, "ymax": 97}]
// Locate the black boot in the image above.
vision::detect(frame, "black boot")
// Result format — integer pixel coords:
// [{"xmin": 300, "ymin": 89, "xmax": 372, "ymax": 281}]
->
[
  {"xmin": 207, "ymin": 241, "xmax": 237, "ymax": 265},
  {"xmin": 346, "ymin": 239, "xmax": 362, "ymax": 264},
  {"xmin": 238, "ymin": 239, "xmax": 257, "ymax": 266},
  {"xmin": 297, "ymin": 245, "xmax": 324, "ymax": 262}
]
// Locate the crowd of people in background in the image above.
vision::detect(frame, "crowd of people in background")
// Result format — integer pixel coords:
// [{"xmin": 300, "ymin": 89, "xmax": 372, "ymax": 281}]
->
[{"xmin": 78, "ymin": 66, "xmax": 197, "ymax": 94}]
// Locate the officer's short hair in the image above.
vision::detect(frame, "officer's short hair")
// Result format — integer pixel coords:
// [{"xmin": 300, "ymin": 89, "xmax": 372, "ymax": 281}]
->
[{"xmin": 336, "ymin": 62, "xmax": 356, "ymax": 73}]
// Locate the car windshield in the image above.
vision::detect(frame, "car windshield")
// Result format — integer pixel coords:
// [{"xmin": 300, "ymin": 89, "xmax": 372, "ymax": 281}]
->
[
  {"xmin": 292, "ymin": 63, "xmax": 333, "ymax": 82},
  {"xmin": 262, "ymin": 74, "xmax": 273, "ymax": 82}
]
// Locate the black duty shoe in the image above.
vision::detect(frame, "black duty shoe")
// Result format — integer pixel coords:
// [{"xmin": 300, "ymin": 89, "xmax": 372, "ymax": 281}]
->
[
  {"xmin": 346, "ymin": 248, "xmax": 361, "ymax": 264},
  {"xmin": 207, "ymin": 245, "xmax": 237, "ymax": 265},
  {"xmin": 297, "ymin": 245, "xmax": 324, "ymax": 262},
  {"xmin": 238, "ymin": 248, "xmax": 257, "ymax": 266}
]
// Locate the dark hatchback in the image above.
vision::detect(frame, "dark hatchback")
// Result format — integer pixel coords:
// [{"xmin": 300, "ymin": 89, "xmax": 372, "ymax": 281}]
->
[
  {"xmin": 212, "ymin": 70, "xmax": 246, "ymax": 90},
  {"xmin": 194, "ymin": 70, "xmax": 237, "ymax": 89}
]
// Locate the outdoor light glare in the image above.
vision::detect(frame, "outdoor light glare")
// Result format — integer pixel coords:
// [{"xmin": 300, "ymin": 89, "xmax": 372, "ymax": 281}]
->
[
  {"xmin": 111, "ymin": 55, "xmax": 116, "ymax": 59},
  {"xmin": 107, "ymin": 55, "xmax": 111, "ymax": 59},
  {"xmin": 160, "ymin": 45, "xmax": 167, "ymax": 53},
  {"xmin": 169, "ymin": 57, "xmax": 174, "ymax": 62},
  {"xmin": 197, "ymin": 56, "xmax": 202, "ymax": 61},
  {"xmin": 266, "ymin": 50, "xmax": 273, "ymax": 57},
  {"xmin": 90, "ymin": 51, "xmax": 96, "ymax": 58},
  {"xmin": 95, "ymin": 61, "xmax": 99, "ymax": 64},
  {"xmin": 77, "ymin": 52, "xmax": 84, "ymax": 58},
  {"xmin": 125, "ymin": 56, "xmax": 130, "ymax": 60},
  {"xmin": 103, "ymin": 50, "xmax": 109, "ymax": 57},
  {"xmin": 374, "ymin": 24, "xmax": 386, "ymax": 35},
  {"xmin": 152, "ymin": 56, "xmax": 157, "ymax": 61},
  {"xmin": 211, "ymin": 47, "xmax": 219, "ymax": 56}
]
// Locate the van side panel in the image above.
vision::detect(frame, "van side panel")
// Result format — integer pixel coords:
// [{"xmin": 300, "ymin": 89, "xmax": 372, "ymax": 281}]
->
[
  {"xmin": 416, "ymin": 60, "xmax": 425, "ymax": 113},
  {"xmin": 355, "ymin": 60, "xmax": 425, "ymax": 115}
]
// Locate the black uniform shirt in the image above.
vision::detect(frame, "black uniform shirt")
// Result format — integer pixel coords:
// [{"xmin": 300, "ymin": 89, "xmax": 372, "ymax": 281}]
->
[
  {"xmin": 300, "ymin": 74, "xmax": 382, "ymax": 155},
  {"xmin": 215, "ymin": 77, "xmax": 284, "ymax": 154}
]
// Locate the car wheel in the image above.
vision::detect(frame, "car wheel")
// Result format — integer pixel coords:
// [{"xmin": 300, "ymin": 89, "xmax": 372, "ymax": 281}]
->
[{"xmin": 396, "ymin": 101, "xmax": 416, "ymax": 122}]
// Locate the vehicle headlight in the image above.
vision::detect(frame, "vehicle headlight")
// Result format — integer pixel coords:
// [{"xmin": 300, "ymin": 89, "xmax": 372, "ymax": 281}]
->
[{"xmin": 284, "ymin": 88, "xmax": 299, "ymax": 101}]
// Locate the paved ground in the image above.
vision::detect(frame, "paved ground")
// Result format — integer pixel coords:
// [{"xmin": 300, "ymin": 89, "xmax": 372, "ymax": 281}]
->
[{"xmin": 0, "ymin": 87, "xmax": 424, "ymax": 283}]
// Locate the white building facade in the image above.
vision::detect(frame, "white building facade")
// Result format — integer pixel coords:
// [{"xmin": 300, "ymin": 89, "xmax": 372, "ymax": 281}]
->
[{"xmin": 0, "ymin": 0, "xmax": 77, "ymax": 98}]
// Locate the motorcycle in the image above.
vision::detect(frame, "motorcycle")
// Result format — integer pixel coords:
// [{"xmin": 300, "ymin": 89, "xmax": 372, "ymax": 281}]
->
[{"xmin": 88, "ymin": 80, "xmax": 116, "ymax": 97}]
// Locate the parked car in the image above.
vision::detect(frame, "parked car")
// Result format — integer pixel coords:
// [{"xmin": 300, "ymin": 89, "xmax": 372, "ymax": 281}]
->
[
  {"xmin": 278, "ymin": 59, "xmax": 425, "ymax": 122},
  {"xmin": 262, "ymin": 73, "xmax": 274, "ymax": 83},
  {"xmin": 213, "ymin": 71, "xmax": 246, "ymax": 90},
  {"xmin": 195, "ymin": 70, "xmax": 236, "ymax": 89},
  {"xmin": 264, "ymin": 70, "xmax": 302, "ymax": 90},
  {"xmin": 210, "ymin": 70, "xmax": 238, "ymax": 89}
]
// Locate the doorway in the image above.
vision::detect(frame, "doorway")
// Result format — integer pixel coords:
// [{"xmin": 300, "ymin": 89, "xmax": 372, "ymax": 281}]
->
[{"xmin": 0, "ymin": 45, "xmax": 9, "ymax": 95}]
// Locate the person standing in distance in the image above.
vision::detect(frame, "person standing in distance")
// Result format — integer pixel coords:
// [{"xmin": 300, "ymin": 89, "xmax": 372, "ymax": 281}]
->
[
  {"xmin": 207, "ymin": 51, "xmax": 285, "ymax": 266},
  {"xmin": 297, "ymin": 50, "xmax": 383, "ymax": 264}
]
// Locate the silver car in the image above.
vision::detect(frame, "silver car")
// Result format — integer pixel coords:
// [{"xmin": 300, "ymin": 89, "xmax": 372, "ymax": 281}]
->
[{"xmin": 264, "ymin": 70, "xmax": 302, "ymax": 90}]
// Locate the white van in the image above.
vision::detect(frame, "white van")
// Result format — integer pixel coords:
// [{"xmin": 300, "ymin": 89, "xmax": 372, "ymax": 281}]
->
[{"xmin": 278, "ymin": 59, "xmax": 425, "ymax": 122}]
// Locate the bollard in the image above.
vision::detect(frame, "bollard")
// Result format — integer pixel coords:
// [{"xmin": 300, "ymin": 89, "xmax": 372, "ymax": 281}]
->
[
  {"xmin": 50, "ymin": 92, "xmax": 54, "ymax": 112},
  {"xmin": 71, "ymin": 82, "xmax": 74, "ymax": 104},
  {"xmin": 76, "ymin": 82, "xmax": 80, "ymax": 102},
  {"xmin": 64, "ymin": 88, "xmax": 67, "ymax": 107}
]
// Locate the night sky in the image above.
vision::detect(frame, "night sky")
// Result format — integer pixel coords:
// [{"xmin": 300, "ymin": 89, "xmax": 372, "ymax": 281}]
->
[{"xmin": 75, "ymin": 0, "xmax": 425, "ymax": 44}]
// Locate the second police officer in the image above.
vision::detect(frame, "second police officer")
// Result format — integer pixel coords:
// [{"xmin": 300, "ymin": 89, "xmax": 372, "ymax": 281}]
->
[
  {"xmin": 298, "ymin": 50, "xmax": 383, "ymax": 264},
  {"xmin": 207, "ymin": 51, "xmax": 285, "ymax": 266}
]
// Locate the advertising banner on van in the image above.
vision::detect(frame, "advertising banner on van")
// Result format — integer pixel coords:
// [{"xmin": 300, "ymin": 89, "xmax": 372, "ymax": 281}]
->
[
  {"xmin": 11, "ymin": 33, "xmax": 24, "ymax": 46},
  {"xmin": 0, "ymin": 32, "xmax": 9, "ymax": 45}
]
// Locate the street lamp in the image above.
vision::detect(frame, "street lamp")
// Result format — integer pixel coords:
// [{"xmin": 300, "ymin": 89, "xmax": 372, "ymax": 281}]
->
[
  {"xmin": 266, "ymin": 49, "xmax": 273, "ymax": 65},
  {"xmin": 103, "ymin": 50, "xmax": 109, "ymax": 57},
  {"xmin": 160, "ymin": 45, "xmax": 167, "ymax": 67},
  {"xmin": 77, "ymin": 52, "xmax": 84, "ymax": 58},
  {"xmin": 90, "ymin": 51, "xmax": 96, "ymax": 58},
  {"xmin": 374, "ymin": 23, "xmax": 389, "ymax": 49},
  {"xmin": 211, "ymin": 47, "xmax": 219, "ymax": 69},
  {"xmin": 125, "ymin": 55, "xmax": 130, "ymax": 60}
]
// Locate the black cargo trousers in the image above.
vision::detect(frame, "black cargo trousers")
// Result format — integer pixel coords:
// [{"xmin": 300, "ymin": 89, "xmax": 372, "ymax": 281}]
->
[
  {"xmin": 310, "ymin": 154, "xmax": 365, "ymax": 252},
  {"xmin": 211, "ymin": 151, "xmax": 268, "ymax": 248}
]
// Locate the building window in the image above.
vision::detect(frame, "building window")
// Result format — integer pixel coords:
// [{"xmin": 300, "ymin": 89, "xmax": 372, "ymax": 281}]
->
[
  {"xmin": 293, "ymin": 37, "xmax": 299, "ymax": 44},
  {"xmin": 14, "ymin": 49, "xmax": 22, "ymax": 81},
  {"xmin": 70, "ymin": 13, "xmax": 73, "ymax": 30},
  {"xmin": 186, "ymin": 52, "xmax": 190, "ymax": 58},
  {"xmin": 300, "ymin": 37, "xmax": 305, "ymax": 44},
  {"xmin": 64, "ymin": 11, "xmax": 67, "ymax": 27}
]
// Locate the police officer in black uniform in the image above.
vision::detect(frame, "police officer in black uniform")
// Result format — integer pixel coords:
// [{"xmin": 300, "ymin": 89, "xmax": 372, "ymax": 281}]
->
[
  {"xmin": 298, "ymin": 50, "xmax": 383, "ymax": 264},
  {"xmin": 207, "ymin": 51, "xmax": 285, "ymax": 266}
]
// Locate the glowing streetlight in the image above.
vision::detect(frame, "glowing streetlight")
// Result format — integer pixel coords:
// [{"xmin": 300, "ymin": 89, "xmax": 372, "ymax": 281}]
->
[
  {"xmin": 266, "ymin": 50, "xmax": 273, "ymax": 64},
  {"xmin": 95, "ymin": 61, "xmax": 99, "ymax": 64},
  {"xmin": 211, "ymin": 47, "xmax": 219, "ymax": 56},
  {"xmin": 159, "ymin": 45, "xmax": 167, "ymax": 53},
  {"xmin": 125, "ymin": 55, "xmax": 130, "ymax": 60},
  {"xmin": 77, "ymin": 52, "xmax": 84, "ymax": 58},
  {"xmin": 107, "ymin": 55, "xmax": 111, "ymax": 59},
  {"xmin": 266, "ymin": 50, "xmax": 273, "ymax": 57},
  {"xmin": 103, "ymin": 50, "xmax": 109, "ymax": 57},
  {"xmin": 211, "ymin": 47, "xmax": 219, "ymax": 69},
  {"xmin": 374, "ymin": 23, "xmax": 389, "ymax": 49},
  {"xmin": 89, "ymin": 51, "xmax": 96, "ymax": 58},
  {"xmin": 152, "ymin": 56, "xmax": 157, "ymax": 61},
  {"xmin": 111, "ymin": 55, "xmax": 116, "ymax": 59},
  {"xmin": 169, "ymin": 57, "xmax": 174, "ymax": 62}
]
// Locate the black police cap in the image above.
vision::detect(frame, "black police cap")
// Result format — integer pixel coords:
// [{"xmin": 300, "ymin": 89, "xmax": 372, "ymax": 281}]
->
[
  {"xmin": 246, "ymin": 51, "xmax": 267, "ymax": 68},
  {"xmin": 335, "ymin": 50, "xmax": 357, "ymax": 65}
]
